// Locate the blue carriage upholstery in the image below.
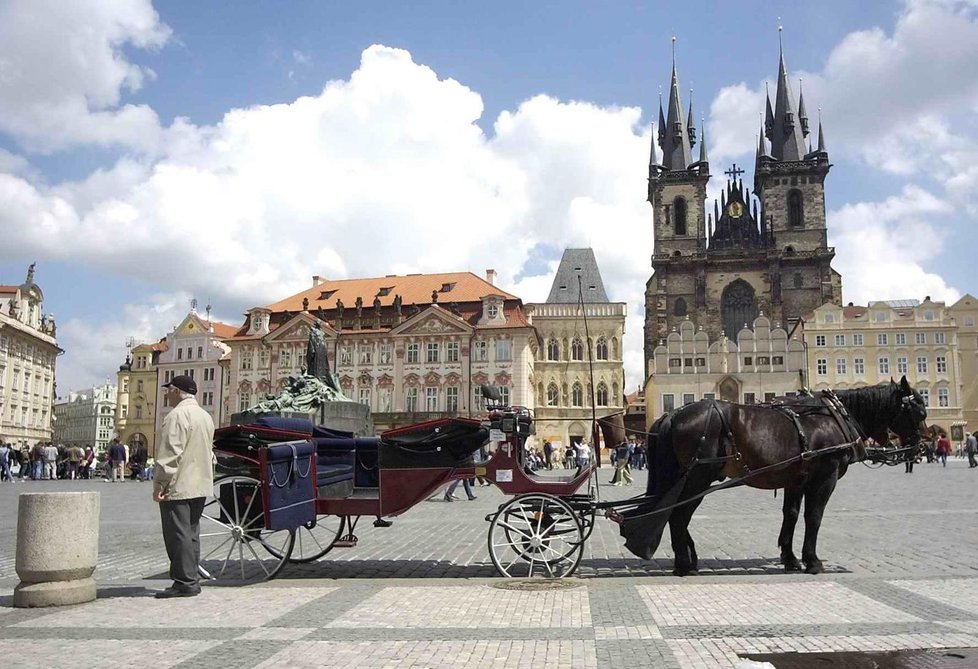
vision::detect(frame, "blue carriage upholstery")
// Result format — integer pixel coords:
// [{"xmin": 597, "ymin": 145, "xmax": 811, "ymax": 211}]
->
[
  {"xmin": 262, "ymin": 440, "xmax": 317, "ymax": 531},
  {"xmin": 313, "ymin": 437, "xmax": 380, "ymax": 487}
]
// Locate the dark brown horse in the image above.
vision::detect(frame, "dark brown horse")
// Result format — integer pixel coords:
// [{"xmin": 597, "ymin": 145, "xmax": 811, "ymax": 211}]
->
[{"xmin": 620, "ymin": 377, "xmax": 928, "ymax": 575}]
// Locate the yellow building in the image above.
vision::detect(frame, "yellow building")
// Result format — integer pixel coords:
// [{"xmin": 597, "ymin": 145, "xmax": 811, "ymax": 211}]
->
[
  {"xmin": 948, "ymin": 294, "xmax": 978, "ymax": 434},
  {"xmin": 0, "ymin": 264, "xmax": 60, "ymax": 449},
  {"xmin": 805, "ymin": 299, "xmax": 964, "ymax": 436},
  {"xmin": 528, "ymin": 249, "xmax": 626, "ymax": 452},
  {"xmin": 116, "ymin": 340, "xmax": 167, "ymax": 456}
]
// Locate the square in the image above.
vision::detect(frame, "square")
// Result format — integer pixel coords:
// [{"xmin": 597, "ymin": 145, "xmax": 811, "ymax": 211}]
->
[
  {"xmin": 0, "ymin": 639, "xmax": 219, "ymax": 669},
  {"xmin": 11, "ymin": 587, "xmax": 333, "ymax": 629},
  {"xmin": 326, "ymin": 585, "xmax": 591, "ymax": 628},
  {"xmin": 637, "ymin": 582, "xmax": 920, "ymax": 626},
  {"xmin": 889, "ymin": 578, "xmax": 978, "ymax": 616}
]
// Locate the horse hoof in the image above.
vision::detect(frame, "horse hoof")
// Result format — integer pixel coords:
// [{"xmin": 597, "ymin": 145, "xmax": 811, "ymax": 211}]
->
[
  {"xmin": 784, "ymin": 561, "xmax": 803, "ymax": 573},
  {"xmin": 804, "ymin": 561, "xmax": 824, "ymax": 575},
  {"xmin": 672, "ymin": 566, "xmax": 697, "ymax": 577}
]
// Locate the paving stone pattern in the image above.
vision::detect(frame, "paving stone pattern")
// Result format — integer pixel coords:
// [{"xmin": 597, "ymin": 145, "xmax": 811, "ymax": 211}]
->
[{"xmin": 1, "ymin": 459, "xmax": 977, "ymax": 667}]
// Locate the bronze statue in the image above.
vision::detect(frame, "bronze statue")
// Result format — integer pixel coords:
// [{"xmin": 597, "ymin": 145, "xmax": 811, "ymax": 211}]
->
[
  {"xmin": 431, "ymin": 289, "xmax": 439, "ymax": 303},
  {"xmin": 355, "ymin": 296, "xmax": 363, "ymax": 317},
  {"xmin": 373, "ymin": 296, "xmax": 382, "ymax": 314},
  {"xmin": 302, "ymin": 297, "xmax": 309, "ymax": 311},
  {"xmin": 306, "ymin": 321, "xmax": 331, "ymax": 379},
  {"xmin": 393, "ymin": 294, "xmax": 402, "ymax": 315}
]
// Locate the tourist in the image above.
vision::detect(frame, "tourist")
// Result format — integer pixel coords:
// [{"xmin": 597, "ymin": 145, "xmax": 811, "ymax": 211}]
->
[
  {"xmin": 82, "ymin": 445, "xmax": 95, "ymax": 479},
  {"xmin": 107, "ymin": 437, "xmax": 127, "ymax": 482},
  {"xmin": 0, "ymin": 441, "xmax": 12, "ymax": 483},
  {"xmin": 153, "ymin": 374, "xmax": 215, "ymax": 599},
  {"xmin": 936, "ymin": 432, "xmax": 951, "ymax": 467},
  {"xmin": 445, "ymin": 476, "xmax": 477, "ymax": 501},
  {"xmin": 966, "ymin": 432, "xmax": 977, "ymax": 469},
  {"xmin": 42, "ymin": 442, "xmax": 59, "ymax": 480},
  {"xmin": 67, "ymin": 444, "xmax": 85, "ymax": 480}
]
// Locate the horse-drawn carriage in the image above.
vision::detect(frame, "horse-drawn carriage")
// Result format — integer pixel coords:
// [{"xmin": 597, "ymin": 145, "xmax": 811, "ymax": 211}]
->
[{"xmin": 200, "ymin": 379, "xmax": 928, "ymax": 582}]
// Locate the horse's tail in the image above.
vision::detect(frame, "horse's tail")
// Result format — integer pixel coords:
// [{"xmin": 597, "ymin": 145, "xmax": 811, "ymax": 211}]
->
[{"xmin": 619, "ymin": 412, "xmax": 684, "ymax": 560}]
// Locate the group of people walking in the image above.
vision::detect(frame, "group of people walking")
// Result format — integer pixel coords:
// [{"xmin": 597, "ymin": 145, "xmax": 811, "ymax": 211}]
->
[
  {"xmin": 0, "ymin": 437, "xmax": 153, "ymax": 482},
  {"xmin": 905, "ymin": 430, "xmax": 978, "ymax": 472}
]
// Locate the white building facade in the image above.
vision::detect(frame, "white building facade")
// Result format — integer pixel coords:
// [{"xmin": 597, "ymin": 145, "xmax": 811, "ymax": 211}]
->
[
  {"xmin": 0, "ymin": 264, "xmax": 59, "ymax": 448},
  {"xmin": 52, "ymin": 383, "xmax": 117, "ymax": 452}
]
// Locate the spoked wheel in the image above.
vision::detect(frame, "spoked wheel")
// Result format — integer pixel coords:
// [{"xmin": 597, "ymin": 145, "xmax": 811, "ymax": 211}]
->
[
  {"xmin": 289, "ymin": 515, "xmax": 346, "ymax": 563},
  {"xmin": 199, "ymin": 475, "xmax": 295, "ymax": 582},
  {"xmin": 488, "ymin": 493, "xmax": 585, "ymax": 578}
]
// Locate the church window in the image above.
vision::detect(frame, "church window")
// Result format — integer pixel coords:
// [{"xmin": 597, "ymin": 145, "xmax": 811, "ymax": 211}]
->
[
  {"xmin": 793, "ymin": 273, "xmax": 803, "ymax": 288},
  {"xmin": 787, "ymin": 190, "xmax": 804, "ymax": 228},
  {"xmin": 595, "ymin": 338, "xmax": 608, "ymax": 360},
  {"xmin": 596, "ymin": 383, "xmax": 609, "ymax": 406},
  {"xmin": 571, "ymin": 338, "xmax": 584, "ymax": 361},
  {"xmin": 547, "ymin": 383, "xmax": 559, "ymax": 406},
  {"xmin": 720, "ymin": 279, "xmax": 757, "ymax": 340},
  {"xmin": 784, "ymin": 246, "xmax": 796, "ymax": 256},
  {"xmin": 547, "ymin": 338, "xmax": 560, "ymax": 361},
  {"xmin": 673, "ymin": 197, "xmax": 687, "ymax": 236},
  {"xmin": 572, "ymin": 383, "xmax": 584, "ymax": 407},
  {"xmin": 673, "ymin": 297, "xmax": 687, "ymax": 317}
]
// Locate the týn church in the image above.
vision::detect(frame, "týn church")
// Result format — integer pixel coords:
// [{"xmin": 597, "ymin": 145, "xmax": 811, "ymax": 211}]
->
[{"xmin": 644, "ymin": 39, "xmax": 842, "ymax": 419}]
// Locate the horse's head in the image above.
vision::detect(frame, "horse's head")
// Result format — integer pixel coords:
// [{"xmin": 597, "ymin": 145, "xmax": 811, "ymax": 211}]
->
[{"xmin": 886, "ymin": 376, "xmax": 929, "ymax": 454}]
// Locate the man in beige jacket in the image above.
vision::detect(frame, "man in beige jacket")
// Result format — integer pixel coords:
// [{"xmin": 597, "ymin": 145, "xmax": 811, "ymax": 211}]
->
[{"xmin": 153, "ymin": 374, "xmax": 215, "ymax": 598}]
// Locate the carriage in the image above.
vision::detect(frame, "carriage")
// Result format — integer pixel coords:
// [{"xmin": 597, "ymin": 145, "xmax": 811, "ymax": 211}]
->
[
  {"xmin": 201, "ymin": 381, "xmax": 928, "ymax": 582},
  {"xmin": 201, "ymin": 387, "xmax": 600, "ymax": 581}
]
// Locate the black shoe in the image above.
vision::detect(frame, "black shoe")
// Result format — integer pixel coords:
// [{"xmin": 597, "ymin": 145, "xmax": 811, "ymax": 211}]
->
[
  {"xmin": 467, "ymin": 496, "xmax": 477, "ymax": 501},
  {"xmin": 155, "ymin": 586, "xmax": 201, "ymax": 599},
  {"xmin": 444, "ymin": 495, "xmax": 454, "ymax": 502},
  {"xmin": 373, "ymin": 518, "xmax": 393, "ymax": 527}
]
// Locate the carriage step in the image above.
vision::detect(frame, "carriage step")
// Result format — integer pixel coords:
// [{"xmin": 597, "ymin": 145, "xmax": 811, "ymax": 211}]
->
[{"xmin": 332, "ymin": 535, "xmax": 359, "ymax": 548}]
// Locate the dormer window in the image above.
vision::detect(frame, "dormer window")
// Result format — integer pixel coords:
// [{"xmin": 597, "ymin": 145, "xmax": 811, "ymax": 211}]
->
[
  {"xmin": 439, "ymin": 282, "xmax": 456, "ymax": 293},
  {"xmin": 376, "ymin": 286, "xmax": 394, "ymax": 297},
  {"xmin": 487, "ymin": 304, "xmax": 499, "ymax": 319},
  {"xmin": 319, "ymin": 289, "xmax": 337, "ymax": 301}
]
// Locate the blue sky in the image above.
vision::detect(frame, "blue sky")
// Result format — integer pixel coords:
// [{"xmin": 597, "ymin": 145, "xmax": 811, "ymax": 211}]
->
[{"xmin": 1, "ymin": 0, "xmax": 974, "ymax": 394}]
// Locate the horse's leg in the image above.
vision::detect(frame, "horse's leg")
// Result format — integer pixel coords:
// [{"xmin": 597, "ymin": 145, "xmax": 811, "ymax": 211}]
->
[
  {"xmin": 685, "ymin": 527, "xmax": 698, "ymax": 573},
  {"xmin": 668, "ymin": 477, "xmax": 711, "ymax": 576},
  {"xmin": 801, "ymin": 462, "xmax": 841, "ymax": 574},
  {"xmin": 777, "ymin": 484, "xmax": 804, "ymax": 572}
]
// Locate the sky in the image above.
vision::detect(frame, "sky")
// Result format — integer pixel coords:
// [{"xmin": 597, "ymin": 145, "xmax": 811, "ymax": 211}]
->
[{"xmin": 1, "ymin": 0, "xmax": 975, "ymax": 397}]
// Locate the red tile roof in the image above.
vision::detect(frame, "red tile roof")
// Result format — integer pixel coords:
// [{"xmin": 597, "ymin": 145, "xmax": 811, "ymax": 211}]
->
[
  {"xmin": 266, "ymin": 272, "xmax": 514, "ymax": 313},
  {"xmin": 208, "ymin": 322, "xmax": 239, "ymax": 339},
  {"xmin": 0, "ymin": 285, "xmax": 17, "ymax": 293}
]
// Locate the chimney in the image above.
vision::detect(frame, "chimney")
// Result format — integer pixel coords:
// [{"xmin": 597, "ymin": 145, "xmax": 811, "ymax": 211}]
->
[
  {"xmin": 312, "ymin": 275, "xmax": 324, "ymax": 287},
  {"xmin": 486, "ymin": 269, "xmax": 496, "ymax": 285}
]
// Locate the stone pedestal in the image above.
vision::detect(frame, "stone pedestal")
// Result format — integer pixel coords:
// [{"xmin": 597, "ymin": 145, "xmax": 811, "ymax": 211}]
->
[
  {"xmin": 14, "ymin": 492, "xmax": 99, "ymax": 607},
  {"xmin": 319, "ymin": 401, "xmax": 373, "ymax": 435}
]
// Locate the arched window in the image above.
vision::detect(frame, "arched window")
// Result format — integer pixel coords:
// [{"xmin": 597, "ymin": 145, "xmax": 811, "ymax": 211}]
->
[
  {"xmin": 721, "ymin": 279, "xmax": 757, "ymax": 340},
  {"xmin": 674, "ymin": 297, "xmax": 688, "ymax": 317},
  {"xmin": 572, "ymin": 383, "xmax": 584, "ymax": 407},
  {"xmin": 793, "ymin": 272, "xmax": 803, "ymax": 288},
  {"xmin": 595, "ymin": 338, "xmax": 608, "ymax": 360},
  {"xmin": 787, "ymin": 190, "xmax": 804, "ymax": 228},
  {"xmin": 571, "ymin": 338, "xmax": 584, "ymax": 361},
  {"xmin": 596, "ymin": 382, "xmax": 609, "ymax": 407},
  {"xmin": 547, "ymin": 338, "xmax": 560, "ymax": 361},
  {"xmin": 784, "ymin": 245, "xmax": 796, "ymax": 256},
  {"xmin": 547, "ymin": 383, "xmax": 559, "ymax": 407},
  {"xmin": 673, "ymin": 196, "xmax": 687, "ymax": 236}
]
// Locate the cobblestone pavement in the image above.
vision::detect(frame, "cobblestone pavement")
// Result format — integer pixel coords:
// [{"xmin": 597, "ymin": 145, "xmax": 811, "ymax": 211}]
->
[{"xmin": 1, "ymin": 458, "xmax": 977, "ymax": 667}]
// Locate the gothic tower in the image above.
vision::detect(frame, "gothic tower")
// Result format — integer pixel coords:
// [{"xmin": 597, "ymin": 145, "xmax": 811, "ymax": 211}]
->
[{"xmin": 643, "ymin": 37, "xmax": 843, "ymax": 379}]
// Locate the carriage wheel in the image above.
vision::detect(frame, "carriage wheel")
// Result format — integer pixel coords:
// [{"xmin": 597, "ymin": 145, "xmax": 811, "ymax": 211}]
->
[
  {"xmin": 288, "ymin": 515, "xmax": 346, "ymax": 563},
  {"xmin": 487, "ymin": 493, "xmax": 585, "ymax": 578},
  {"xmin": 199, "ymin": 475, "xmax": 295, "ymax": 582}
]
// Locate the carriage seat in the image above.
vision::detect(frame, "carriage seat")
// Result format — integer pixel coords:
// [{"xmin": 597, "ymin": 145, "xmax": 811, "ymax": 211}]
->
[{"xmin": 314, "ymin": 437, "xmax": 380, "ymax": 487}]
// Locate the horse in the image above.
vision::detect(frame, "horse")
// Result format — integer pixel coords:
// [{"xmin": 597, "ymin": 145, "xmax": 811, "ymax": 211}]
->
[{"xmin": 619, "ymin": 376, "xmax": 928, "ymax": 576}]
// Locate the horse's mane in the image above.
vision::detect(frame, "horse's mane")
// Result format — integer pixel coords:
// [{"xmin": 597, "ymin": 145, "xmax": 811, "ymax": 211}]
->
[{"xmin": 832, "ymin": 384, "xmax": 896, "ymax": 434}]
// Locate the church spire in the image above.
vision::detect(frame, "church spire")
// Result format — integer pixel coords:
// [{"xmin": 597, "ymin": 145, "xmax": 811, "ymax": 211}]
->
[
  {"xmin": 817, "ymin": 117, "xmax": 827, "ymax": 153},
  {"xmin": 770, "ymin": 28, "xmax": 808, "ymax": 161},
  {"xmin": 698, "ymin": 118, "xmax": 709, "ymax": 166},
  {"xmin": 659, "ymin": 37, "xmax": 694, "ymax": 171},
  {"xmin": 687, "ymin": 89, "xmax": 696, "ymax": 148},
  {"xmin": 649, "ymin": 122, "xmax": 659, "ymax": 166},
  {"xmin": 797, "ymin": 78, "xmax": 810, "ymax": 137},
  {"xmin": 764, "ymin": 82, "xmax": 775, "ymax": 140}
]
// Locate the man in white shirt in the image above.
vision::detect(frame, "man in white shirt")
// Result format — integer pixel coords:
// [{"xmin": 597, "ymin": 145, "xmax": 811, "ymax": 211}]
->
[{"xmin": 153, "ymin": 375, "xmax": 215, "ymax": 599}]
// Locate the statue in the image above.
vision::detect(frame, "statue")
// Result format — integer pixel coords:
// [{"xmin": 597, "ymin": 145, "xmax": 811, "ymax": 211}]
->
[
  {"xmin": 373, "ymin": 296, "xmax": 382, "ymax": 314},
  {"xmin": 26, "ymin": 262, "xmax": 35, "ymax": 284},
  {"xmin": 393, "ymin": 294, "xmax": 402, "ymax": 316},
  {"xmin": 335, "ymin": 299, "xmax": 344, "ymax": 319},
  {"xmin": 302, "ymin": 297, "xmax": 309, "ymax": 311},
  {"xmin": 431, "ymin": 289, "xmax": 439, "ymax": 304},
  {"xmin": 306, "ymin": 321, "xmax": 331, "ymax": 379},
  {"xmin": 355, "ymin": 296, "xmax": 363, "ymax": 317}
]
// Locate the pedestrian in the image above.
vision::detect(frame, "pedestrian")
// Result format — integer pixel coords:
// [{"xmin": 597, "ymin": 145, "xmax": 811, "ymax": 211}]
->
[
  {"xmin": 444, "ymin": 476, "xmax": 477, "ymax": 501},
  {"xmin": 936, "ymin": 432, "xmax": 951, "ymax": 467},
  {"xmin": 609, "ymin": 440, "xmax": 634, "ymax": 486},
  {"xmin": 31, "ymin": 442, "xmax": 44, "ymax": 480},
  {"xmin": 543, "ymin": 440, "xmax": 553, "ymax": 470},
  {"xmin": 107, "ymin": 437, "xmax": 126, "ymax": 482},
  {"xmin": 0, "ymin": 442, "xmax": 12, "ymax": 482},
  {"xmin": 42, "ymin": 442, "xmax": 59, "ymax": 480},
  {"xmin": 966, "ymin": 432, "xmax": 977, "ymax": 469},
  {"xmin": 153, "ymin": 374, "xmax": 215, "ymax": 599},
  {"xmin": 82, "ymin": 445, "xmax": 95, "ymax": 479},
  {"xmin": 67, "ymin": 444, "xmax": 84, "ymax": 480}
]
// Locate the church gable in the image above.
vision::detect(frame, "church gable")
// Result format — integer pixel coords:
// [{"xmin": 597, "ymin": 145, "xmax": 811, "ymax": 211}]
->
[
  {"xmin": 390, "ymin": 306, "xmax": 472, "ymax": 336},
  {"xmin": 264, "ymin": 314, "xmax": 334, "ymax": 343}
]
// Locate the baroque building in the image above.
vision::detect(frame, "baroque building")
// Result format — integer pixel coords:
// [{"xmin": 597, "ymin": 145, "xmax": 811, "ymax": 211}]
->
[
  {"xmin": 948, "ymin": 294, "xmax": 978, "ymax": 434},
  {"xmin": 528, "ymin": 249, "xmax": 627, "ymax": 451},
  {"xmin": 0, "ymin": 263, "xmax": 59, "ymax": 448},
  {"xmin": 644, "ymin": 41, "xmax": 842, "ymax": 408},
  {"xmin": 224, "ymin": 271, "xmax": 537, "ymax": 431},
  {"xmin": 644, "ymin": 44, "xmax": 842, "ymax": 362},
  {"xmin": 52, "ymin": 383, "xmax": 117, "ymax": 452},
  {"xmin": 116, "ymin": 339, "xmax": 167, "ymax": 456},
  {"xmin": 804, "ymin": 299, "xmax": 965, "ymax": 438},
  {"xmin": 155, "ymin": 306, "xmax": 235, "ymax": 435}
]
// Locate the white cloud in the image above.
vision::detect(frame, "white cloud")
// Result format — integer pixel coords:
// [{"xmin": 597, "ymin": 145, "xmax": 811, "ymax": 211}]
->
[
  {"xmin": 829, "ymin": 185, "xmax": 960, "ymax": 304},
  {"xmin": 55, "ymin": 291, "xmax": 191, "ymax": 395},
  {"xmin": 0, "ymin": 0, "xmax": 170, "ymax": 153}
]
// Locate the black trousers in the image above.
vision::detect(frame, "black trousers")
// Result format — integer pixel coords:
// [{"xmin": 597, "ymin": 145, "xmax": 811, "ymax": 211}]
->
[{"xmin": 159, "ymin": 497, "xmax": 205, "ymax": 589}]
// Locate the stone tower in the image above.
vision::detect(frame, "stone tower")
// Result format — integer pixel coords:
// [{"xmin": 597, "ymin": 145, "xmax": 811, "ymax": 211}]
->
[{"xmin": 643, "ymin": 40, "xmax": 843, "ymax": 378}]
